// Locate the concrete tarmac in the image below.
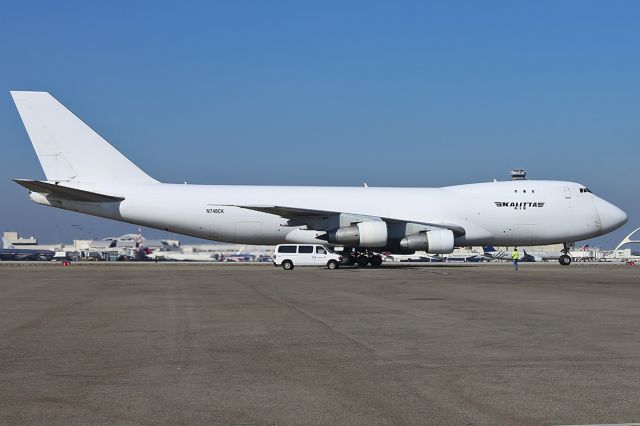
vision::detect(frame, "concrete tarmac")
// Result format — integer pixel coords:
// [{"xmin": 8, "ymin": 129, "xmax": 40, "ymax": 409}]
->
[{"xmin": 0, "ymin": 262, "xmax": 639, "ymax": 425}]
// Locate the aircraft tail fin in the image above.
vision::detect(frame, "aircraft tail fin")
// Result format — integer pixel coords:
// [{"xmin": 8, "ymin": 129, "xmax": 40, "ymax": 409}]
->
[
  {"xmin": 482, "ymin": 246, "xmax": 496, "ymax": 253},
  {"xmin": 10, "ymin": 91, "xmax": 157, "ymax": 184}
]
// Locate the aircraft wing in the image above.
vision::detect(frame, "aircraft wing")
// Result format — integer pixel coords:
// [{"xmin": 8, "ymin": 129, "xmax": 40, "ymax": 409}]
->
[
  {"xmin": 237, "ymin": 205, "xmax": 335, "ymax": 217},
  {"xmin": 13, "ymin": 179, "xmax": 125, "ymax": 202},
  {"xmin": 234, "ymin": 205, "xmax": 466, "ymax": 236}
]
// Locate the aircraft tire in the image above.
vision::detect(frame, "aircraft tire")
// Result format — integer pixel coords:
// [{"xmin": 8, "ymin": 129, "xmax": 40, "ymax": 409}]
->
[
  {"xmin": 342, "ymin": 255, "xmax": 356, "ymax": 266},
  {"xmin": 356, "ymin": 255, "xmax": 370, "ymax": 267},
  {"xmin": 559, "ymin": 255, "xmax": 572, "ymax": 266}
]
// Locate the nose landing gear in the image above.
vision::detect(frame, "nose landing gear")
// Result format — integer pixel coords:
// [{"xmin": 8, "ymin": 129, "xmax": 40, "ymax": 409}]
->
[{"xmin": 559, "ymin": 243, "xmax": 572, "ymax": 265}]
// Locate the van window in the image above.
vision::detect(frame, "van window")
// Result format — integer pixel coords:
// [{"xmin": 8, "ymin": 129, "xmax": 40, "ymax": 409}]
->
[
  {"xmin": 316, "ymin": 246, "xmax": 326, "ymax": 254},
  {"xmin": 299, "ymin": 245, "xmax": 313, "ymax": 254},
  {"xmin": 278, "ymin": 245, "xmax": 296, "ymax": 253}
]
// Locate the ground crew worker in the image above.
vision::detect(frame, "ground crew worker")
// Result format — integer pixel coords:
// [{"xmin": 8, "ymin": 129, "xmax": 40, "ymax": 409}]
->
[{"xmin": 512, "ymin": 247, "xmax": 520, "ymax": 270}]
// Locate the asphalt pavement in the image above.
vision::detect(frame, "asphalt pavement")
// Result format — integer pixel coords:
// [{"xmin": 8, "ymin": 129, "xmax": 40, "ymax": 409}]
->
[{"xmin": 0, "ymin": 262, "xmax": 638, "ymax": 425}]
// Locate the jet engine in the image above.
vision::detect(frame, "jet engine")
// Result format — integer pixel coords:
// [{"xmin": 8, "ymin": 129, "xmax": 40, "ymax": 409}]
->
[
  {"xmin": 399, "ymin": 229, "xmax": 454, "ymax": 254},
  {"xmin": 321, "ymin": 221, "xmax": 388, "ymax": 247}
]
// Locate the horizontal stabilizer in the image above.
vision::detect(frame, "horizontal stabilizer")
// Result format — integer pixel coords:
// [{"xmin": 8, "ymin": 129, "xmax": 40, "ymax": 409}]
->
[{"xmin": 13, "ymin": 179, "xmax": 125, "ymax": 202}]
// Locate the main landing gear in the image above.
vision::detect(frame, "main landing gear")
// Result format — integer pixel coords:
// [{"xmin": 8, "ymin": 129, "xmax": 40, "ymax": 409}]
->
[
  {"xmin": 559, "ymin": 243, "xmax": 572, "ymax": 266},
  {"xmin": 341, "ymin": 248, "xmax": 383, "ymax": 268}
]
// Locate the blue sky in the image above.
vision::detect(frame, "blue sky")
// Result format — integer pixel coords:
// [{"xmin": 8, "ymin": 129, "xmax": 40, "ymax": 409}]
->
[{"xmin": 0, "ymin": 1, "xmax": 637, "ymax": 248}]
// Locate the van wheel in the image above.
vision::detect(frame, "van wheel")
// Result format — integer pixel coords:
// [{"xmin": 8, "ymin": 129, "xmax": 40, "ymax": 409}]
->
[
  {"xmin": 327, "ymin": 260, "xmax": 339, "ymax": 270},
  {"xmin": 282, "ymin": 260, "xmax": 294, "ymax": 270}
]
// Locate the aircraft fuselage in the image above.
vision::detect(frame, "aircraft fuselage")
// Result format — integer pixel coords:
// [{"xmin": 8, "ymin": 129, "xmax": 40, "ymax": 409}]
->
[{"xmin": 29, "ymin": 179, "xmax": 626, "ymax": 250}]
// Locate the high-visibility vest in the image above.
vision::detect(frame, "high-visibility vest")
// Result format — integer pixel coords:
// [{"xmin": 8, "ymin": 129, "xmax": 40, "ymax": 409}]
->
[{"xmin": 512, "ymin": 251, "xmax": 519, "ymax": 260}]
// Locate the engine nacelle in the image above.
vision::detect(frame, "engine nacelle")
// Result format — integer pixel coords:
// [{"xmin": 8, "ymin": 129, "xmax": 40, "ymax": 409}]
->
[
  {"xmin": 323, "ymin": 221, "xmax": 388, "ymax": 247},
  {"xmin": 399, "ymin": 229, "xmax": 454, "ymax": 254}
]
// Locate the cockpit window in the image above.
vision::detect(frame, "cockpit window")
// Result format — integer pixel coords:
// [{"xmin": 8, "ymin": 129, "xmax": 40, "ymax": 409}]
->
[{"xmin": 579, "ymin": 188, "xmax": 592, "ymax": 193}]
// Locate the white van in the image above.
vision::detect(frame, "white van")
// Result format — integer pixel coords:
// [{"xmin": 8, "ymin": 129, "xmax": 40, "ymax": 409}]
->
[{"xmin": 273, "ymin": 244, "xmax": 342, "ymax": 270}]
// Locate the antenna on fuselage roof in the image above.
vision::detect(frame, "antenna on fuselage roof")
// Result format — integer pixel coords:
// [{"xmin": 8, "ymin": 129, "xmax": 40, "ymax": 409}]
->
[{"xmin": 363, "ymin": 182, "xmax": 368, "ymax": 187}]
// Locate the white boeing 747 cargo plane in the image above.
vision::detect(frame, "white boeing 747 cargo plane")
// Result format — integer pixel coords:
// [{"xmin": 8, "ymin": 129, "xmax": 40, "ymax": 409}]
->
[{"xmin": 10, "ymin": 91, "xmax": 627, "ymax": 266}]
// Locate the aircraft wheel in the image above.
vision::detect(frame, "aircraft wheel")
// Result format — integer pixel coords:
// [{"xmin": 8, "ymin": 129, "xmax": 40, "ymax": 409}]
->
[
  {"xmin": 342, "ymin": 255, "xmax": 356, "ymax": 266},
  {"xmin": 370, "ymin": 255, "xmax": 383, "ymax": 268},
  {"xmin": 282, "ymin": 260, "xmax": 294, "ymax": 270},
  {"xmin": 558, "ymin": 255, "xmax": 572, "ymax": 266},
  {"xmin": 327, "ymin": 260, "xmax": 339, "ymax": 270},
  {"xmin": 356, "ymin": 255, "xmax": 370, "ymax": 267}
]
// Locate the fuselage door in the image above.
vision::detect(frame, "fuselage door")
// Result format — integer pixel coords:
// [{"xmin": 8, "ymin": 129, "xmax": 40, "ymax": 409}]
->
[
  {"xmin": 234, "ymin": 221, "xmax": 263, "ymax": 244},
  {"xmin": 564, "ymin": 187, "xmax": 572, "ymax": 199}
]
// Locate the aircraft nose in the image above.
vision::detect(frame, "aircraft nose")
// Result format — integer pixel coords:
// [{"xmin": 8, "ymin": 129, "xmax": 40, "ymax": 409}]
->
[{"xmin": 595, "ymin": 197, "xmax": 628, "ymax": 232}]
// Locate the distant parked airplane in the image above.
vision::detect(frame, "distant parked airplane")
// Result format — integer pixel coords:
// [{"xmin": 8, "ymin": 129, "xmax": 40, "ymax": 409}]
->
[
  {"xmin": 0, "ymin": 248, "xmax": 55, "ymax": 261},
  {"xmin": 482, "ymin": 246, "xmax": 560, "ymax": 262},
  {"xmin": 148, "ymin": 251, "xmax": 217, "ymax": 262},
  {"xmin": 382, "ymin": 252, "xmax": 443, "ymax": 263},
  {"xmin": 442, "ymin": 252, "xmax": 486, "ymax": 262},
  {"xmin": 10, "ymin": 91, "xmax": 627, "ymax": 266}
]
